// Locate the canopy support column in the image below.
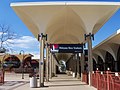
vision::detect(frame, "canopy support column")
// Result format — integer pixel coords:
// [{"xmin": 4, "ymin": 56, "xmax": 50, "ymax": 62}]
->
[
  {"xmin": 115, "ymin": 61, "xmax": 118, "ymax": 72},
  {"xmin": 76, "ymin": 54, "xmax": 80, "ymax": 79},
  {"xmin": 53, "ymin": 55, "xmax": 57, "ymax": 76},
  {"xmin": 54, "ymin": 58, "xmax": 56, "ymax": 76},
  {"xmin": 46, "ymin": 43, "xmax": 49, "ymax": 82},
  {"xmin": 38, "ymin": 33, "xmax": 47, "ymax": 87},
  {"xmin": 49, "ymin": 52, "xmax": 52, "ymax": 79},
  {"xmin": 81, "ymin": 53, "xmax": 85, "ymax": 81},
  {"xmin": 103, "ymin": 63, "xmax": 106, "ymax": 71},
  {"xmin": 85, "ymin": 33, "xmax": 94, "ymax": 86},
  {"xmin": 52, "ymin": 55, "xmax": 55, "ymax": 77}
]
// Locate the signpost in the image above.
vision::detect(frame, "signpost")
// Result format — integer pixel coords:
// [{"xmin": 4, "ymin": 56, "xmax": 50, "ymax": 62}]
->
[{"xmin": 50, "ymin": 44, "xmax": 83, "ymax": 53}]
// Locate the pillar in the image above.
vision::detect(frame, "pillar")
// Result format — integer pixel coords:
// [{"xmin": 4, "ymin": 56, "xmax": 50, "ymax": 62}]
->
[
  {"xmin": 81, "ymin": 53, "xmax": 85, "ymax": 81},
  {"xmin": 52, "ymin": 55, "xmax": 55, "ymax": 77},
  {"xmin": 73, "ymin": 55, "xmax": 76, "ymax": 77},
  {"xmin": 39, "ymin": 34, "xmax": 45, "ymax": 87},
  {"xmin": 49, "ymin": 52, "xmax": 52, "ymax": 79},
  {"xmin": 87, "ymin": 34, "xmax": 93, "ymax": 86},
  {"xmin": 38, "ymin": 33, "xmax": 47, "ymax": 87},
  {"xmin": 45, "ymin": 43, "xmax": 49, "ymax": 82},
  {"xmin": 103, "ymin": 63, "xmax": 106, "ymax": 71},
  {"xmin": 77, "ymin": 53, "xmax": 80, "ymax": 79},
  {"xmin": 114, "ymin": 61, "xmax": 118, "ymax": 71},
  {"xmin": 54, "ymin": 58, "xmax": 56, "ymax": 76}
]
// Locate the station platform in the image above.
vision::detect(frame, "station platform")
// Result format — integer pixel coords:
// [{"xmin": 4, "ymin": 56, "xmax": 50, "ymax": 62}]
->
[{"xmin": 0, "ymin": 73, "xmax": 96, "ymax": 90}]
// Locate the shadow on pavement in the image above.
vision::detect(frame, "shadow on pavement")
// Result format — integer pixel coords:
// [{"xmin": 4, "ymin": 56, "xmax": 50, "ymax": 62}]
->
[
  {"xmin": 50, "ymin": 79, "xmax": 80, "ymax": 82},
  {"xmin": 3, "ymin": 81, "xmax": 29, "ymax": 86},
  {"xmin": 49, "ymin": 84, "xmax": 87, "ymax": 87},
  {"xmin": 0, "ymin": 81, "xmax": 29, "ymax": 90}
]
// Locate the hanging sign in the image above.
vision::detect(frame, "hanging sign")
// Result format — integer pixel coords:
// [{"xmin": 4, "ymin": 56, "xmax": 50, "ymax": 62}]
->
[{"xmin": 50, "ymin": 44, "xmax": 83, "ymax": 53}]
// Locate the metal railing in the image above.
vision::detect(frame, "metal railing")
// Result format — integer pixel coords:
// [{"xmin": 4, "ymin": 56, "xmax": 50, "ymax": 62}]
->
[
  {"xmin": 82, "ymin": 72, "xmax": 88, "ymax": 84},
  {"xmin": 82, "ymin": 69, "xmax": 120, "ymax": 90}
]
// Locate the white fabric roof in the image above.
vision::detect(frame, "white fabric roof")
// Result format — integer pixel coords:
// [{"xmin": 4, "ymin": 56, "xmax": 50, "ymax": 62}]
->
[
  {"xmin": 11, "ymin": 2, "xmax": 120, "ymax": 44},
  {"xmin": 11, "ymin": 2, "xmax": 120, "ymax": 61}
]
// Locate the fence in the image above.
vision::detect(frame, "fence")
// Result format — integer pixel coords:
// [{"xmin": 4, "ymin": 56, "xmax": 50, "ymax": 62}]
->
[
  {"xmin": 82, "ymin": 72, "xmax": 88, "ymax": 84},
  {"xmin": 0, "ymin": 69, "xmax": 4, "ymax": 84},
  {"xmin": 82, "ymin": 69, "xmax": 120, "ymax": 90}
]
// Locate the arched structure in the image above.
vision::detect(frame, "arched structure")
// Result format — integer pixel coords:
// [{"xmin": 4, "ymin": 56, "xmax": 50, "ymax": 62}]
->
[
  {"xmin": 16, "ymin": 54, "xmax": 33, "ymax": 62},
  {"xmin": 93, "ymin": 59, "xmax": 97, "ymax": 71},
  {"xmin": 97, "ymin": 56, "xmax": 104, "ymax": 71},
  {"xmin": 105, "ymin": 51, "xmax": 115, "ymax": 71},
  {"xmin": 0, "ymin": 54, "xmax": 33, "ymax": 69},
  {"xmin": 117, "ymin": 46, "xmax": 120, "ymax": 71},
  {"xmin": 93, "ymin": 29, "xmax": 120, "ymax": 72},
  {"xmin": 93, "ymin": 50, "xmax": 105, "ymax": 62},
  {"xmin": 3, "ymin": 55, "xmax": 21, "ymax": 69}
]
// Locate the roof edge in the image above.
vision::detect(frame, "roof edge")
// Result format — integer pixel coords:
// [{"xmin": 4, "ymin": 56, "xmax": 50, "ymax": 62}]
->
[
  {"xmin": 93, "ymin": 29, "xmax": 120, "ymax": 50},
  {"xmin": 10, "ymin": 1, "xmax": 120, "ymax": 7}
]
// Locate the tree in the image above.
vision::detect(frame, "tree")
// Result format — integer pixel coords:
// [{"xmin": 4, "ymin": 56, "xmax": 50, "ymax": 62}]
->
[{"xmin": 0, "ymin": 24, "xmax": 16, "ymax": 53}]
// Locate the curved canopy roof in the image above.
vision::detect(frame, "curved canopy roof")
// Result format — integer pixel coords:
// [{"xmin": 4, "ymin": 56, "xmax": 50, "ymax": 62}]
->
[
  {"xmin": 11, "ymin": 2, "xmax": 120, "ymax": 44},
  {"xmin": 11, "ymin": 2, "xmax": 120, "ymax": 61}
]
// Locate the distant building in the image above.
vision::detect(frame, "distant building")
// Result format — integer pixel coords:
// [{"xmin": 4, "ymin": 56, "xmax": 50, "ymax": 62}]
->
[{"xmin": 0, "ymin": 54, "xmax": 33, "ymax": 72}]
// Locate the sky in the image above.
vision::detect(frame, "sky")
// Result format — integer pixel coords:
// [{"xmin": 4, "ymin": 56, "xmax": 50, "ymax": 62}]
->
[{"xmin": 0, "ymin": 0, "xmax": 120, "ymax": 55}]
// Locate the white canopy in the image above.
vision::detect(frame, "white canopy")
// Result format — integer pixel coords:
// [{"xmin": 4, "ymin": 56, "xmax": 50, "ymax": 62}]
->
[
  {"xmin": 11, "ymin": 2, "xmax": 120, "ymax": 44},
  {"xmin": 11, "ymin": 2, "xmax": 120, "ymax": 61}
]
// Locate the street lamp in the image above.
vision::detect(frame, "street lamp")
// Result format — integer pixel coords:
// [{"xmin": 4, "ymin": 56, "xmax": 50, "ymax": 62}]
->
[{"xmin": 19, "ymin": 50, "xmax": 25, "ymax": 79}]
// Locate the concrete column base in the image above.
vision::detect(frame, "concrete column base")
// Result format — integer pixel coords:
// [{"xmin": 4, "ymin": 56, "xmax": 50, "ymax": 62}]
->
[
  {"xmin": 67, "ymin": 71, "xmax": 71, "ymax": 76},
  {"xmin": 49, "ymin": 74, "xmax": 52, "ymax": 79},
  {"xmin": 72, "ymin": 72, "xmax": 76, "ymax": 78},
  {"xmin": 45, "ymin": 78, "xmax": 49, "ymax": 82},
  {"xmin": 52, "ymin": 73, "xmax": 55, "ymax": 77},
  {"xmin": 49, "ymin": 77, "xmax": 52, "ymax": 79},
  {"xmin": 81, "ymin": 73, "xmax": 83, "ymax": 81},
  {"xmin": 40, "ymin": 83, "xmax": 44, "ymax": 87},
  {"xmin": 77, "ymin": 74, "xmax": 80, "ymax": 79}
]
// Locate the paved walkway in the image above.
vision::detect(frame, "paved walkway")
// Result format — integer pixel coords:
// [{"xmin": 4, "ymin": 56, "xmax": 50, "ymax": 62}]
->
[{"xmin": 0, "ymin": 73, "xmax": 96, "ymax": 90}]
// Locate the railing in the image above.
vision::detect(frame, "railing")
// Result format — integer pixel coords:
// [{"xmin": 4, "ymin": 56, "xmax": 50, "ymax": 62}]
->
[
  {"xmin": 91, "ymin": 70, "xmax": 120, "ymax": 90},
  {"xmin": 0, "ymin": 69, "xmax": 4, "ymax": 84},
  {"xmin": 92, "ymin": 71, "xmax": 97, "ymax": 88},
  {"xmin": 107, "ymin": 72, "xmax": 120, "ymax": 90},
  {"xmin": 82, "ymin": 72, "xmax": 88, "ymax": 84},
  {"xmin": 95, "ymin": 71, "xmax": 107, "ymax": 90},
  {"xmin": 82, "ymin": 69, "xmax": 120, "ymax": 90}
]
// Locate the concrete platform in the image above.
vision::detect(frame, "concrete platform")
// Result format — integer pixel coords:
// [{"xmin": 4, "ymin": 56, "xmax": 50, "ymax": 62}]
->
[{"xmin": 0, "ymin": 73, "xmax": 96, "ymax": 90}]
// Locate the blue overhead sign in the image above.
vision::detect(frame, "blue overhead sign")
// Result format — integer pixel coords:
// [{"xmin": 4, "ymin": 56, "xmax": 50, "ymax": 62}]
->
[{"xmin": 50, "ymin": 44, "xmax": 83, "ymax": 53}]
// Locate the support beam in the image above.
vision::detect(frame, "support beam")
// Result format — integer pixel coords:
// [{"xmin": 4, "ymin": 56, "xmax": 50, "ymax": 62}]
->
[
  {"xmin": 76, "ymin": 53, "xmax": 80, "ymax": 79},
  {"xmin": 39, "ymin": 36, "xmax": 44, "ymax": 87},
  {"xmin": 54, "ymin": 58, "xmax": 56, "ymax": 76},
  {"xmin": 87, "ymin": 34, "xmax": 93, "ymax": 86},
  {"xmin": 52, "ymin": 55, "xmax": 55, "ymax": 77},
  {"xmin": 103, "ymin": 63, "xmax": 106, "ymax": 71},
  {"xmin": 38, "ymin": 33, "xmax": 47, "ymax": 87},
  {"xmin": 81, "ymin": 53, "xmax": 85, "ymax": 81},
  {"xmin": 52, "ymin": 54, "xmax": 55, "ymax": 77},
  {"xmin": 73, "ymin": 55, "xmax": 76, "ymax": 77},
  {"xmin": 45, "ymin": 43, "xmax": 49, "ymax": 82},
  {"xmin": 115, "ymin": 61, "xmax": 118, "ymax": 72},
  {"xmin": 49, "ymin": 52, "xmax": 52, "ymax": 79}
]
